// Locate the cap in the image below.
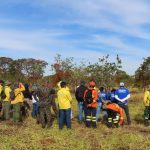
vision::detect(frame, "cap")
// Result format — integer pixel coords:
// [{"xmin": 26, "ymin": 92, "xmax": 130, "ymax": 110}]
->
[
  {"xmin": 120, "ymin": 82, "xmax": 124, "ymax": 87},
  {"xmin": 89, "ymin": 81, "xmax": 96, "ymax": 86}
]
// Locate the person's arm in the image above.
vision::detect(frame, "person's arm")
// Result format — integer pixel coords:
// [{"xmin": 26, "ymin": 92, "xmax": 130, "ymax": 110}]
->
[
  {"xmin": 93, "ymin": 90, "xmax": 98, "ymax": 102},
  {"xmin": 18, "ymin": 83, "xmax": 25, "ymax": 92},
  {"xmin": 67, "ymin": 91, "xmax": 72, "ymax": 103},
  {"xmin": 121, "ymin": 94, "xmax": 130, "ymax": 101}
]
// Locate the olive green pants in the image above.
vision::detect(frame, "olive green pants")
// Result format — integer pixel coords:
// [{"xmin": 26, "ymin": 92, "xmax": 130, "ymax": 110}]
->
[
  {"xmin": 13, "ymin": 103, "xmax": 23, "ymax": 123},
  {"xmin": 2, "ymin": 101, "xmax": 10, "ymax": 120}
]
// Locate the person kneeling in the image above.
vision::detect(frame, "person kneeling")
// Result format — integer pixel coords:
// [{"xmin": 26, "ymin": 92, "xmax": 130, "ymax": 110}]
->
[{"xmin": 105, "ymin": 102, "xmax": 124, "ymax": 128}]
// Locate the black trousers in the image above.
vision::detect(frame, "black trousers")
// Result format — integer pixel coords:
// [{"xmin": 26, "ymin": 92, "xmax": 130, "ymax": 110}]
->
[
  {"xmin": 119, "ymin": 104, "xmax": 131, "ymax": 125},
  {"xmin": 107, "ymin": 109, "xmax": 119, "ymax": 128},
  {"xmin": 86, "ymin": 107, "xmax": 97, "ymax": 128}
]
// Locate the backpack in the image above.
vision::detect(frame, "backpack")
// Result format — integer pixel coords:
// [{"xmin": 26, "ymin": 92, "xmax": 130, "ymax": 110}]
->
[
  {"xmin": 0, "ymin": 88, "xmax": 6, "ymax": 100},
  {"xmin": 76, "ymin": 86, "xmax": 87, "ymax": 101},
  {"xmin": 10, "ymin": 91, "xmax": 16, "ymax": 101},
  {"xmin": 85, "ymin": 89, "xmax": 93, "ymax": 104}
]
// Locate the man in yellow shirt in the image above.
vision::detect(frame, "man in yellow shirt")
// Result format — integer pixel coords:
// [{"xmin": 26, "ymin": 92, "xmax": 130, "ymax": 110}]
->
[
  {"xmin": 11, "ymin": 82, "xmax": 25, "ymax": 123},
  {"xmin": 2, "ymin": 81, "xmax": 12, "ymax": 120},
  {"xmin": 57, "ymin": 81, "xmax": 72, "ymax": 129},
  {"xmin": 144, "ymin": 85, "xmax": 150, "ymax": 126}
]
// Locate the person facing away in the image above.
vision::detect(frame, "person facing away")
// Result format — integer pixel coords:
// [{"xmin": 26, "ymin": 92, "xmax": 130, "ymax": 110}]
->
[
  {"xmin": 11, "ymin": 82, "xmax": 25, "ymax": 123},
  {"xmin": 115, "ymin": 82, "xmax": 131, "ymax": 125},
  {"xmin": 37, "ymin": 85, "xmax": 53, "ymax": 128},
  {"xmin": 143, "ymin": 85, "xmax": 150, "ymax": 126},
  {"xmin": 31, "ymin": 90, "xmax": 39, "ymax": 118},
  {"xmin": 49, "ymin": 88, "xmax": 58, "ymax": 118},
  {"xmin": 110, "ymin": 88, "xmax": 117, "ymax": 103},
  {"xmin": 84, "ymin": 81, "xmax": 98, "ymax": 128},
  {"xmin": 75, "ymin": 80, "xmax": 88, "ymax": 124},
  {"xmin": 2, "ymin": 80, "xmax": 12, "ymax": 120},
  {"xmin": 57, "ymin": 81, "xmax": 72, "ymax": 129},
  {"xmin": 96, "ymin": 86, "xmax": 108, "ymax": 123}
]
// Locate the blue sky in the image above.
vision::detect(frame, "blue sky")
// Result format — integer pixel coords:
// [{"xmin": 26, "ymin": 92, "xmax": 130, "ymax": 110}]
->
[{"xmin": 0, "ymin": 0, "xmax": 150, "ymax": 75}]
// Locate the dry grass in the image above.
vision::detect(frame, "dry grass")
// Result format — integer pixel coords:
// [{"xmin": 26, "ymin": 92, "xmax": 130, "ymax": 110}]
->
[{"xmin": 0, "ymin": 93, "xmax": 149, "ymax": 150}]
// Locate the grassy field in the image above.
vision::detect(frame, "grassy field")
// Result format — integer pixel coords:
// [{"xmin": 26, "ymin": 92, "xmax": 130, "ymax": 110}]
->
[{"xmin": 0, "ymin": 93, "xmax": 150, "ymax": 150}]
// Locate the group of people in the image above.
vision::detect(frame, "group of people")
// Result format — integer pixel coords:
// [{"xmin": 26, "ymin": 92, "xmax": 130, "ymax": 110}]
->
[
  {"xmin": 0, "ymin": 79, "xmax": 150, "ymax": 129},
  {"xmin": 0, "ymin": 80, "xmax": 28, "ymax": 123},
  {"xmin": 75, "ymin": 81, "xmax": 130, "ymax": 128}
]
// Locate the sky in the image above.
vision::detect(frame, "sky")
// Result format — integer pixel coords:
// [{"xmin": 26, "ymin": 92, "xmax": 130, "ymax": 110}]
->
[{"xmin": 0, "ymin": 0, "xmax": 150, "ymax": 75}]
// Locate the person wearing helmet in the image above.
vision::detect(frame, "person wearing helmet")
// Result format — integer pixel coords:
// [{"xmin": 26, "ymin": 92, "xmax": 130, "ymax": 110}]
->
[
  {"xmin": 84, "ymin": 81, "xmax": 98, "ymax": 128},
  {"xmin": 115, "ymin": 82, "xmax": 131, "ymax": 125}
]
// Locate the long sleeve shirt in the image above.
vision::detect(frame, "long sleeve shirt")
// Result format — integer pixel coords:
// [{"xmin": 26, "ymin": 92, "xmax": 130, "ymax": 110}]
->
[
  {"xmin": 57, "ymin": 88, "xmax": 72, "ymax": 109},
  {"xmin": 115, "ymin": 87, "xmax": 130, "ymax": 105},
  {"xmin": 144, "ymin": 90, "xmax": 150, "ymax": 107}
]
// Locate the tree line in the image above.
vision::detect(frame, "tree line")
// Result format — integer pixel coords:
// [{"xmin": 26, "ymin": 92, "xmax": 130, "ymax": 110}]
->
[{"xmin": 0, "ymin": 54, "xmax": 149, "ymax": 88}]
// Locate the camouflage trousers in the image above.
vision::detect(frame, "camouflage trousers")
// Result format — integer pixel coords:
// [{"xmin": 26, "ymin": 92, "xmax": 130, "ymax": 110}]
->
[
  {"xmin": 12, "ymin": 103, "xmax": 23, "ymax": 123},
  {"xmin": 40, "ymin": 107, "xmax": 52, "ymax": 128},
  {"xmin": 2, "ymin": 101, "xmax": 10, "ymax": 120},
  {"xmin": 51, "ymin": 100, "xmax": 58, "ymax": 117}
]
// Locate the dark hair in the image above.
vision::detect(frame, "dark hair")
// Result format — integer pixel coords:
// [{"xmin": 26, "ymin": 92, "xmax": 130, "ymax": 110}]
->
[
  {"xmin": 99, "ymin": 86, "xmax": 104, "ymax": 92},
  {"xmin": 60, "ymin": 81, "xmax": 66, "ymax": 88},
  {"xmin": 0, "ymin": 80, "xmax": 4, "ymax": 85},
  {"xmin": 111, "ymin": 88, "xmax": 116, "ymax": 92}
]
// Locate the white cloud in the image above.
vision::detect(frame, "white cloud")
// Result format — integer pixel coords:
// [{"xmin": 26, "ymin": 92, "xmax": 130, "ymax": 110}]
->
[{"xmin": 0, "ymin": 0, "xmax": 150, "ymax": 75}]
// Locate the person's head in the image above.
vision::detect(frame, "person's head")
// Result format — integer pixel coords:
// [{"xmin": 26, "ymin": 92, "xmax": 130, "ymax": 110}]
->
[
  {"xmin": 0, "ymin": 80, "xmax": 4, "ymax": 86},
  {"xmin": 111, "ymin": 88, "xmax": 116, "ymax": 92},
  {"xmin": 89, "ymin": 81, "xmax": 96, "ymax": 88},
  {"xmin": 5, "ymin": 80, "xmax": 11, "ymax": 86},
  {"xmin": 99, "ymin": 86, "xmax": 104, "ymax": 92},
  {"xmin": 80, "ymin": 80, "xmax": 86, "ymax": 86},
  {"xmin": 60, "ymin": 81, "xmax": 67, "ymax": 88},
  {"xmin": 120, "ymin": 82, "xmax": 125, "ymax": 87}
]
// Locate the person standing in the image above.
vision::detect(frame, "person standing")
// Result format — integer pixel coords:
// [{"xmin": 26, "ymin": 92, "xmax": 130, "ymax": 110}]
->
[
  {"xmin": 11, "ymin": 82, "xmax": 25, "ymax": 123},
  {"xmin": 75, "ymin": 80, "xmax": 88, "ymax": 124},
  {"xmin": 84, "ymin": 81, "xmax": 98, "ymax": 128},
  {"xmin": 0, "ymin": 80, "xmax": 4, "ymax": 116},
  {"xmin": 2, "ymin": 81, "xmax": 12, "ymax": 120},
  {"xmin": 143, "ymin": 85, "xmax": 150, "ymax": 126},
  {"xmin": 57, "ymin": 81, "xmax": 72, "ymax": 129},
  {"xmin": 96, "ymin": 86, "xmax": 108, "ymax": 123},
  {"xmin": 110, "ymin": 88, "xmax": 117, "ymax": 103},
  {"xmin": 115, "ymin": 82, "xmax": 131, "ymax": 125},
  {"xmin": 38, "ymin": 86, "xmax": 53, "ymax": 128},
  {"xmin": 31, "ymin": 90, "xmax": 39, "ymax": 118}
]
